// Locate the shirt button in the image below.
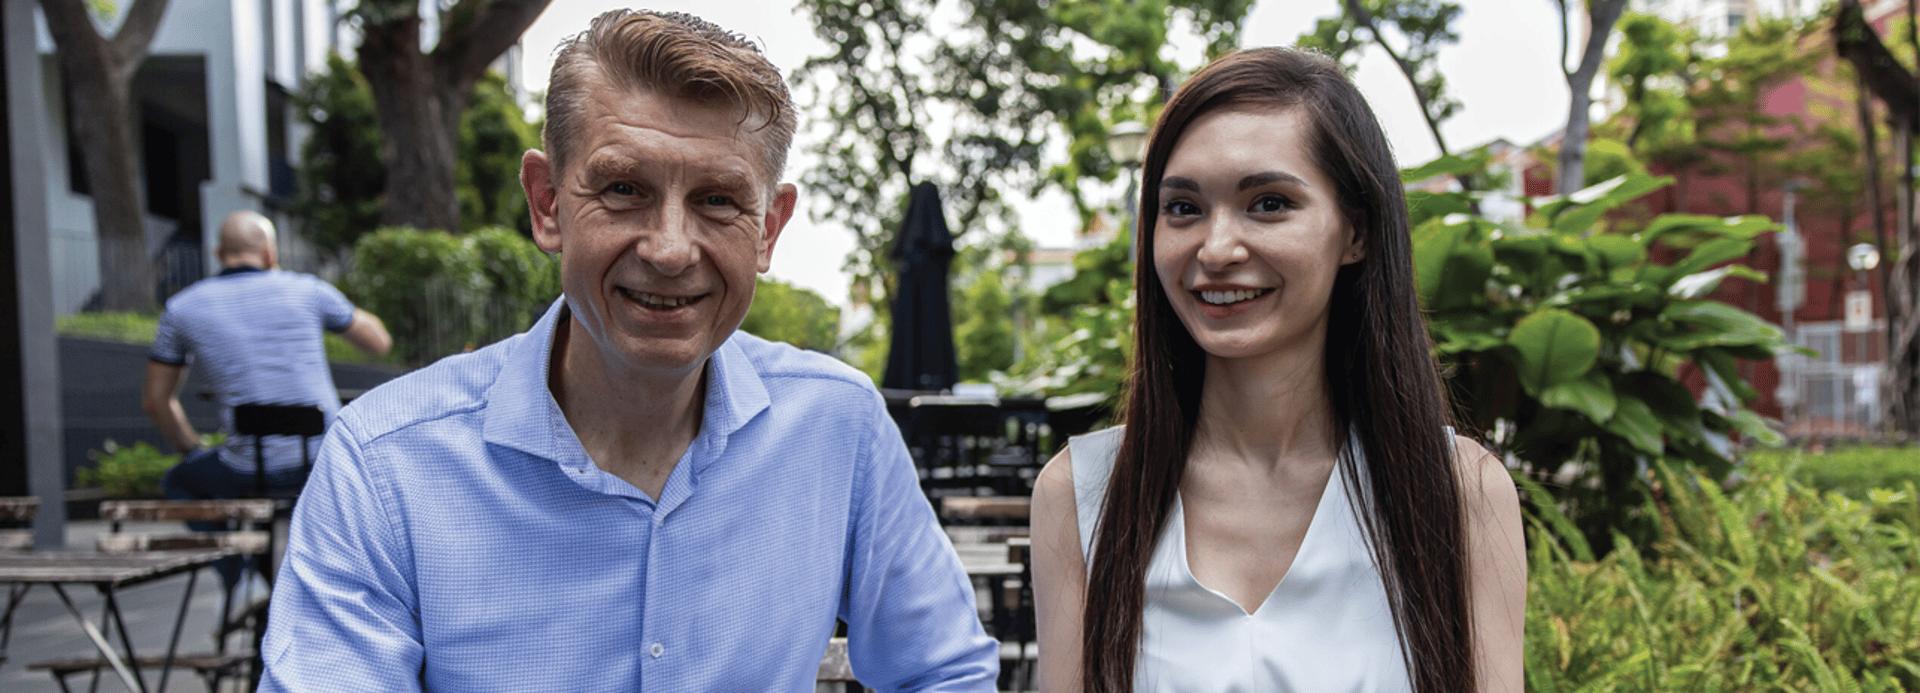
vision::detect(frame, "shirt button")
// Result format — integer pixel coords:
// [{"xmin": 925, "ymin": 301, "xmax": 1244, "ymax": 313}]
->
[{"xmin": 650, "ymin": 643, "xmax": 664, "ymax": 658}]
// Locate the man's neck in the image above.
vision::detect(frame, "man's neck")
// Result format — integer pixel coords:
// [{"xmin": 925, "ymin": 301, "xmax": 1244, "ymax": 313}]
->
[{"xmin": 547, "ymin": 315, "xmax": 707, "ymax": 500}]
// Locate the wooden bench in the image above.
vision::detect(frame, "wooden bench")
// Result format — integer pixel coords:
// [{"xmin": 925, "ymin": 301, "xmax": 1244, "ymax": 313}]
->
[
  {"xmin": 939, "ymin": 496, "xmax": 1031, "ymax": 524},
  {"xmin": 30, "ymin": 652, "xmax": 251, "ymax": 690}
]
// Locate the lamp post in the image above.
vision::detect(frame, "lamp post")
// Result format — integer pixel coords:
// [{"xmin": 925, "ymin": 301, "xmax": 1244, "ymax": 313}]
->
[{"xmin": 1108, "ymin": 121, "xmax": 1148, "ymax": 261}]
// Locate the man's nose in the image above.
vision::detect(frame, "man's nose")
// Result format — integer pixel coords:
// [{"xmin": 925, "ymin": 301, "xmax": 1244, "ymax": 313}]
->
[{"xmin": 634, "ymin": 200, "xmax": 701, "ymax": 276}]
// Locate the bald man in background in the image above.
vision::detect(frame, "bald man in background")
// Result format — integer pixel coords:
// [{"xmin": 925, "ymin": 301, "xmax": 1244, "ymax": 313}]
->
[{"xmin": 143, "ymin": 210, "xmax": 391, "ymax": 589}]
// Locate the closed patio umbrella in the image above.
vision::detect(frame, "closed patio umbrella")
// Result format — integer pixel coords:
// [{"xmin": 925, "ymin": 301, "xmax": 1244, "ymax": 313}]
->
[{"xmin": 881, "ymin": 182, "xmax": 958, "ymax": 392}]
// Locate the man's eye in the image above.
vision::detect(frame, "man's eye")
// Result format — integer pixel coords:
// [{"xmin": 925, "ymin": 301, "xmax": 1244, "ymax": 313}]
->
[
  {"xmin": 702, "ymin": 194, "xmax": 734, "ymax": 207},
  {"xmin": 608, "ymin": 182, "xmax": 637, "ymax": 196}
]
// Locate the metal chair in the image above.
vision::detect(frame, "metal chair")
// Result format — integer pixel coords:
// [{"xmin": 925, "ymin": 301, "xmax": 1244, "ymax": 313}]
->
[{"xmin": 230, "ymin": 403, "xmax": 326, "ymax": 500}]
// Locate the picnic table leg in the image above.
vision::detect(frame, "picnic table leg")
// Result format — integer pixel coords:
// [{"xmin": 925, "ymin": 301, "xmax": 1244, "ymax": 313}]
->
[
  {"xmin": 102, "ymin": 587, "xmax": 152, "ymax": 693},
  {"xmin": 50, "ymin": 584, "xmax": 143, "ymax": 692},
  {"xmin": 0, "ymin": 583, "xmax": 30, "ymax": 663},
  {"xmin": 154, "ymin": 568, "xmax": 199, "ymax": 693}
]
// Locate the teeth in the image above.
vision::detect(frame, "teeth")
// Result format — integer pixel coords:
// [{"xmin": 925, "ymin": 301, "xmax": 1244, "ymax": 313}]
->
[
  {"xmin": 622, "ymin": 288, "xmax": 694, "ymax": 308},
  {"xmin": 1199, "ymin": 289, "xmax": 1266, "ymax": 305}
]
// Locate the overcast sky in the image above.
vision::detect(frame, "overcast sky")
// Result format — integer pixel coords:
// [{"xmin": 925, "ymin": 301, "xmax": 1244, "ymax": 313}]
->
[{"xmin": 516, "ymin": 0, "xmax": 1572, "ymax": 306}]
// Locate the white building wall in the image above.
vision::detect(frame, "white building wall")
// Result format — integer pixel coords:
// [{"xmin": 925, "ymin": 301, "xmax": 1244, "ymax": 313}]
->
[{"xmin": 34, "ymin": 0, "xmax": 327, "ymax": 314}]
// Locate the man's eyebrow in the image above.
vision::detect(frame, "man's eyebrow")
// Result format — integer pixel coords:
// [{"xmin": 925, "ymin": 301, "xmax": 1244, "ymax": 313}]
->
[
  {"xmin": 1239, "ymin": 171, "xmax": 1309, "ymax": 191},
  {"xmin": 581, "ymin": 156, "xmax": 642, "ymax": 182}
]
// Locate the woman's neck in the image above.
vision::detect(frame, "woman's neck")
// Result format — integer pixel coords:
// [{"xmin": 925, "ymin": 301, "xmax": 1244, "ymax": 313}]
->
[{"xmin": 1191, "ymin": 346, "xmax": 1340, "ymax": 470}]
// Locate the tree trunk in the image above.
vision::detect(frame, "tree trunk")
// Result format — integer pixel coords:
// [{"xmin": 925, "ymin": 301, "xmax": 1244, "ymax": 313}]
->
[
  {"xmin": 1556, "ymin": 0, "xmax": 1628, "ymax": 196},
  {"xmin": 1892, "ymin": 124, "xmax": 1920, "ymax": 436},
  {"xmin": 39, "ymin": 0, "xmax": 173, "ymax": 312},
  {"xmin": 354, "ymin": 0, "xmax": 551, "ymax": 234}
]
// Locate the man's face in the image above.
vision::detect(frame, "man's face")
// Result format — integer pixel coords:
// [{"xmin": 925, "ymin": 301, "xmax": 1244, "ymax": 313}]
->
[{"xmin": 523, "ymin": 71, "xmax": 797, "ymax": 380}]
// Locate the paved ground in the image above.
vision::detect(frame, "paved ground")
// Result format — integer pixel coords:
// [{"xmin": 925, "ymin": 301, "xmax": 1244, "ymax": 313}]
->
[{"xmin": 1, "ymin": 521, "xmax": 258, "ymax": 693}]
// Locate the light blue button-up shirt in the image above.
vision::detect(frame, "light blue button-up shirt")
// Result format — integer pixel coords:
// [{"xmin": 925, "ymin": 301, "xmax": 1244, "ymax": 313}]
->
[{"xmin": 261, "ymin": 301, "xmax": 998, "ymax": 691}]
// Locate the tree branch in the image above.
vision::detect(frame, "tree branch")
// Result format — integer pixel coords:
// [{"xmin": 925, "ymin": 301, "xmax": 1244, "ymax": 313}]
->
[
  {"xmin": 1834, "ymin": 0, "xmax": 1920, "ymax": 130},
  {"xmin": 1342, "ymin": 0, "xmax": 1452, "ymax": 157},
  {"xmin": 435, "ymin": 0, "xmax": 553, "ymax": 88},
  {"xmin": 109, "ymin": 0, "xmax": 173, "ymax": 68}
]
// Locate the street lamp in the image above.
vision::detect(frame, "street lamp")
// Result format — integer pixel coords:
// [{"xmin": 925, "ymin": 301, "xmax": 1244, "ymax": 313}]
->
[{"xmin": 1108, "ymin": 122, "xmax": 1149, "ymax": 260}]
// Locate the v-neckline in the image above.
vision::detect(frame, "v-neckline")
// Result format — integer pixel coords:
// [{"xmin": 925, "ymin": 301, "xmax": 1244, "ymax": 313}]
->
[{"xmin": 1171, "ymin": 459, "xmax": 1347, "ymax": 617}]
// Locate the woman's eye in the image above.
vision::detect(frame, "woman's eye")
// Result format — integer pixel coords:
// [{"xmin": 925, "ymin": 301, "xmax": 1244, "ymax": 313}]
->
[
  {"xmin": 1251, "ymin": 194, "xmax": 1293, "ymax": 213},
  {"xmin": 1163, "ymin": 200, "xmax": 1200, "ymax": 217}
]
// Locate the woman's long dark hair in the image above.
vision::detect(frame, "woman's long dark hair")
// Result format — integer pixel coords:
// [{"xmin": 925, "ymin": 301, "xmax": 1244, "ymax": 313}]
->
[{"xmin": 1081, "ymin": 48, "xmax": 1473, "ymax": 693}]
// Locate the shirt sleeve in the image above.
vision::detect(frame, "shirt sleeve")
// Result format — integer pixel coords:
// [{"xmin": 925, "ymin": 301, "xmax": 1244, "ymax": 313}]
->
[
  {"xmin": 840, "ymin": 399, "xmax": 1000, "ymax": 692},
  {"xmin": 314, "ymin": 277, "xmax": 357, "ymax": 333},
  {"xmin": 259, "ymin": 409, "xmax": 424, "ymax": 693},
  {"xmin": 149, "ymin": 309, "xmax": 188, "ymax": 365}
]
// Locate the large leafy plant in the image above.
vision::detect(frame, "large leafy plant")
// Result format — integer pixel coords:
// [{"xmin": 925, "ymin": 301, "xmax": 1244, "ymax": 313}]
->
[
  {"xmin": 1408, "ymin": 155, "xmax": 1803, "ymax": 550},
  {"xmin": 341, "ymin": 226, "xmax": 559, "ymax": 367}
]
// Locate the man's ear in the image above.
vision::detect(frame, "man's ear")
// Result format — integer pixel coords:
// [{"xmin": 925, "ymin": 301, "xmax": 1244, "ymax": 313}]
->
[
  {"xmin": 757, "ymin": 183, "xmax": 799, "ymax": 273},
  {"xmin": 522, "ymin": 149, "xmax": 563, "ymax": 254}
]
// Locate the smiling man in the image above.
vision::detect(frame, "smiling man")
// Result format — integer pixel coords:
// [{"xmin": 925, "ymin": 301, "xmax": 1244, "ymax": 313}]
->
[{"xmin": 259, "ymin": 10, "xmax": 997, "ymax": 692}]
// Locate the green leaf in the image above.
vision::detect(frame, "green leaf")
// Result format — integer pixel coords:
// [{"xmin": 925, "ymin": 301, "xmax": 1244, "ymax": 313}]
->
[
  {"xmin": 1412, "ymin": 217, "xmax": 1493, "ymax": 311},
  {"xmin": 1587, "ymin": 234, "xmax": 1647, "ymax": 273},
  {"xmin": 1637, "ymin": 213, "xmax": 1777, "ymax": 249},
  {"xmin": 1605, "ymin": 394, "xmax": 1665, "ymax": 456},
  {"xmin": 1726, "ymin": 409, "xmax": 1784, "ymax": 446},
  {"xmin": 1666, "ymin": 238, "xmax": 1755, "ymax": 280},
  {"xmin": 1667, "ymin": 265, "xmax": 1767, "ymax": 299},
  {"xmin": 1405, "ymin": 191, "xmax": 1473, "ymax": 227},
  {"xmin": 1508, "ymin": 309, "xmax": 1602, "ymax": 393},
  {"xmin": 1401, "ymin": 153, "xmax": 1485, "ymax": 183},
  {"xmin": 1515, "ymin": 473, "xmax": 1594, "ymax": 562},
  {"xmin": 1539, "ymin": 371, "xmax": 1618, "ymax": 423},
  {"xmin": 1537, "ymin": 173, "xmax": 1672, "ymax": 235},
  {"xmin": 1658, "ymin": 300, "xmax": 1786, "ymax": 350}
]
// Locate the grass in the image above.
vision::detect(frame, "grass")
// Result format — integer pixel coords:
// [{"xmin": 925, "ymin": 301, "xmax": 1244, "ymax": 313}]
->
[{"xmin": 57, "ymin": 311, "xmax": 399, "ymax": 365}]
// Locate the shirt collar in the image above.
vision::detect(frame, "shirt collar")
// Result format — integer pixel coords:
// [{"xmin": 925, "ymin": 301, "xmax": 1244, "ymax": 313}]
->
[
  {"xmin": 480, "ymin": 296, "xmax": 771, "ymax": 473},
  {"xmin": 219, "ymin": 265, "xmax": 266, "ymax": 277}
]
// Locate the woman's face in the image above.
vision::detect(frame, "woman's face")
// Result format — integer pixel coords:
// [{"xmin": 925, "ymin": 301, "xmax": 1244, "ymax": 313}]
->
[{"xmin": 1152, "ymin": 105, "xmax": 1365, "ymax": 364}]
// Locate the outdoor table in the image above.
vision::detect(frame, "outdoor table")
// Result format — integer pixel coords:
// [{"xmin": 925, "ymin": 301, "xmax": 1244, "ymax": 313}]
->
[{"xmin": 0, "ymin": 548, "xmax": 238, "ymax": 692}]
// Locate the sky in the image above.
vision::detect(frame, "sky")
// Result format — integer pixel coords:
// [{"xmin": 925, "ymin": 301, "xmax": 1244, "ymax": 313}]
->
[{"xmin": 516, "ymin": 0, "xmax": 1573, "ymax": 307}]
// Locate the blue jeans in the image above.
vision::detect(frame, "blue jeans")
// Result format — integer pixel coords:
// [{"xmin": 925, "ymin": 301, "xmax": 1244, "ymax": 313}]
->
[{"xmin": 160, "ymin": 448, "xmax": 308, "ymax": 588}]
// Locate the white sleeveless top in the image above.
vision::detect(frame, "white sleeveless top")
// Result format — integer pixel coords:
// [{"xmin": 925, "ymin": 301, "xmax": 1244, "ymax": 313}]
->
[{"xmin": 1069, "ymin": 426, "xmax": 1413, "ymax": 692}]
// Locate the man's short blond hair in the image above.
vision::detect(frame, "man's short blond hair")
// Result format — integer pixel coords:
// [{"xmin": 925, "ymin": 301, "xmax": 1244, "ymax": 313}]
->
[{"xmin": 542, "ymin": 10, "xmax": 797, "ymax": 196}]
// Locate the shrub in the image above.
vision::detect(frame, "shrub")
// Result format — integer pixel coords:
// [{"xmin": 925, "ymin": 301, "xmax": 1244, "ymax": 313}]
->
[
  {"xmin": 1749, "ymin": 445, "xmax": 1920, "ymax": 500},
  {"xmin": 341, "ymin": 226, "xmax": 559, "ymax": 366},
  {"xmin": 1523, "ymin": 454, "xmax": 1920, "ymax": 691},
  {"xmin": 1412, "ymin": 155, "xmax": 1800, "ymax": 552},
  {"xmin": 79, "ymin": 440, "xmax": 177, "ymax": 498}
]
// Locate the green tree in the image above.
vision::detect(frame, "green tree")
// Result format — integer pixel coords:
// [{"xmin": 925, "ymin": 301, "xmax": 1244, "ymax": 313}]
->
[
  {"xmin": 294, "ymin": 54, "xmax": 385, "ymax": 254},
  {"xmin": 795, "ymin": 0, "xmax": 1251, "ymax": 317},
  {"xmin": 350, "ymin": 0, "xmax": 550, "ymax": 234},
  {"xmin": 296, "ymin": 58, "xmax": 539, "ymax": 254},
  {"xmin": 1300, "ymin": 0, "xmax": 1464, "ymax": 159},
  {"xmin": 739, "ymin": 278, "xmax": 841, "ymax": 353},
  {"xmin": 457, "ymin": 71, "xmax": 538, "ymax": 237},
  {"xmin": 953, "ymin": 261, "xmax": 1016, "ymax": 382}
]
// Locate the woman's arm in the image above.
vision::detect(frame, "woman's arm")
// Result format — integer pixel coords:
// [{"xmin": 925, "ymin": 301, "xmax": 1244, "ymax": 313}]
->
[
  {"xmin": 1455, "ymin": 435, "xmax": 1527, "ymax": 693},
  {"xmin": 1032, "ymin": 447, "xmax": 1087, "ymax": 692}
]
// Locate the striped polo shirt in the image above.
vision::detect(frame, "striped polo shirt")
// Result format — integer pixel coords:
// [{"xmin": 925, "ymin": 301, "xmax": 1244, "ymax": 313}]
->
[{"xmin": 150, "ymin": 266, "xmax": 358, "ymax": 474}]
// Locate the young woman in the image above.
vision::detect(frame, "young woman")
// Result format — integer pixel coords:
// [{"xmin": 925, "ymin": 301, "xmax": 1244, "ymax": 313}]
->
[{"xmin": 1030, "ymin": 48, "xmax": 1526, "ymax": 693}]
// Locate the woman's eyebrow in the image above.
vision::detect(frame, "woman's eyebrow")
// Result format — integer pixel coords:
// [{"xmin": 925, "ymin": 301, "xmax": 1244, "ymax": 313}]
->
[
  {"xmin": 1160, "ymin": 176, "xmax": 1201, "ymax": 192},
  {"xmin": 1239, "ymin": 171, "xmax": 1309, "ymax": 191}
]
